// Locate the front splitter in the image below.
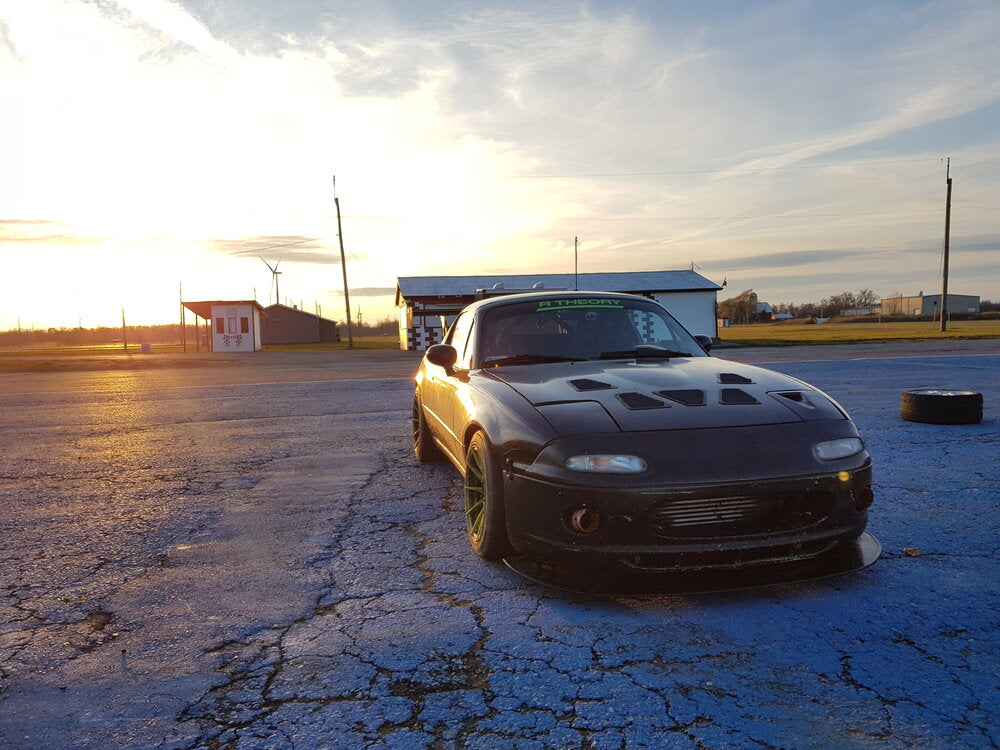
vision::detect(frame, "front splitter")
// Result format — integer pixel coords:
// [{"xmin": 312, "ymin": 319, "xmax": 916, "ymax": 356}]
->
[{"xmin": 503, "ymin": 532, "xmax": 881, "ymax": 597}]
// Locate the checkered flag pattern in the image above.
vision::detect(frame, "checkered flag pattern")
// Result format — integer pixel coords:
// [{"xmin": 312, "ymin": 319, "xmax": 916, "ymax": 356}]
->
[{"xmin": 406, "ymin": 325, "xmax": 443, "ymax": 351}]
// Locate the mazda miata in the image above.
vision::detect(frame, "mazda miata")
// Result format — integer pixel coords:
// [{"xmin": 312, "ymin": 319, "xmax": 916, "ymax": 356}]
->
[{"xmin": 412, "ymin": 291, "xmax": 875, "ymax": 587}]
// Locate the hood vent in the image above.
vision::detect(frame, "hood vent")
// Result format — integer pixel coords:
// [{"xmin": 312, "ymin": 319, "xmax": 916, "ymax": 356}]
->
[
  {"xmin": 618, "ymin": 392, "xmax": 669, "ymax": 410},
  {"xmin": 569, "ymin": 378, "xmax": 616, "ymax": 392},
  {"xmin": 655, "ymin": 389, "xmax": 706, "ymax": 406},
  {"xmin": 718, "ymin": 373, "xmax": 754, "ymax": 384},
  {"xmin": 777, "ymin": 392, "xmax": 804, "ymax": 402},
  {"xmin": 720, "ymin": 388, "xmax": 760, "ymax": 405}
]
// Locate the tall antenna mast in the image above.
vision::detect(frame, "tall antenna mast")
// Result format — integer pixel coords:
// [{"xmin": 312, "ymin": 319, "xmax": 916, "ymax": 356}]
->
[
  {"xmin": 333, "ymin": 176, "xmax": 354, "ymax": 348},
  {"xmin": 179, "ymin": 282, "xmax": 186, "ymax": 352},
  {"xmin": 574, "ymin": 236, "xmax": 579, "ymax": 291},
  {"xmin": 940, "ymin": 158, "xmax": 952, "ymax": 332}
]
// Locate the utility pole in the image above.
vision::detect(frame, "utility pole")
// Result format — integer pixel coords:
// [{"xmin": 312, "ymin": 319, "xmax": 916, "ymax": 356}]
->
[
  {"xmin": 333, "ymin": 176, "xmax": 354, "ymax": 348},
  {"xmin": 122, "ymin": 307, "xmax": 127, "ymax": 352},
  {"xmin": 180, "ymin": 282, "xmax": 187, "ymax": 352},
  {"xmin": 940, "ymin": 158, "xmax": 952, "ymax": 332},
  {"xmin": 574, "ymin": 236, "xmax": 579, "ymax": 291}
]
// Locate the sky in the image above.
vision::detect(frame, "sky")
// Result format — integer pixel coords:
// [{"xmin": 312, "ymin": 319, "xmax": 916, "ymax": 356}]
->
[{"xmin": 1, "ymin": 0, "xmax": 998, "ymax": 330}]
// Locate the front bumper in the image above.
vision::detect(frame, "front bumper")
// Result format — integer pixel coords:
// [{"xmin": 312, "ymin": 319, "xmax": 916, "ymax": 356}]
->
[{"xmin": 503, "ymin": 465, "xmax": 872, "ymax": 572}]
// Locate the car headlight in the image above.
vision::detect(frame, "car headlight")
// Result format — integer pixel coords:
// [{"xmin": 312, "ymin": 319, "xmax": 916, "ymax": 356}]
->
[
  {"xmin": 813, "ymin": 438, "xmax": 864, "ymax": 461},
  {"xmin": 565, "ymin": 455, "xmax": 647, "ymax": 473}
]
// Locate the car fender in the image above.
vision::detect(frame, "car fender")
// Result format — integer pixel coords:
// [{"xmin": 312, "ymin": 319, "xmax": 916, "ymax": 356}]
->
[{"xmin": 462, "ymin": 370, "xmax": 560, "ymax": 469}]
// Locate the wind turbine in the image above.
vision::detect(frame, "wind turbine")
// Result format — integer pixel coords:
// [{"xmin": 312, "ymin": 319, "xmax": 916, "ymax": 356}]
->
[{"xmin": 260, "ymin": 257, "xmax": 282, "ymax": 305}]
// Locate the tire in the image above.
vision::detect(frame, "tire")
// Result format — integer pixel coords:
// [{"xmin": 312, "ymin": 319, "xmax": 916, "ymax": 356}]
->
[
  {"xmin": 900, "ymin": 389, "xmax": 983, "ymax": 425},
  {"xmin": 463, "ymin": 431, "xmax": 513, "ymax": 559},
  {"xmin": 412, "ymin": 396, "xmax": 444, "ymax": 463}
]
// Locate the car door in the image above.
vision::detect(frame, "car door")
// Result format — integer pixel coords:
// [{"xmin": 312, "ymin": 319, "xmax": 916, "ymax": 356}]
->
[
  {"xmin": 435, "ymin": 312, "xmax": 477, "ymax": 461},
  {"xmin": 419, "ymin": 313, "xmax": 471, "ymax": 460}
]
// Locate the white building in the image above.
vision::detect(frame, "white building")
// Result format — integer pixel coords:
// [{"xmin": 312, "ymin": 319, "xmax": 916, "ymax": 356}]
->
[
  {"xmin": 395, "ymin": 271, "xmax": 723, "ymax": 351},
  {"xmin": 182, "ymin": 300, "xmax": 266, "ymax": 352}
]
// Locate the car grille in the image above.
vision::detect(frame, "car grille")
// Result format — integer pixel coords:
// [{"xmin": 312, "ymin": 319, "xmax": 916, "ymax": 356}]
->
[
  {"xmin": 621, "ymin": 538, "xmax": 841, "ymax": 572},
  {"xmin": 648, "ymin": 490, "xmax": 834, "ymax": 538}
]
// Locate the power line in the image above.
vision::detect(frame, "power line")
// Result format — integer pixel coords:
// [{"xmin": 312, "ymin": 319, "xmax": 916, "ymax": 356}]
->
[
  {"xmin": 956, "ymin": 158, "xmax": 1000, "ymax": 182},
  {"xmin": 230, "ymin": 236, "xmax": 329, "ymax": 255},
  {"xmin": 546, "ymin": 208, "xmax": 941, "ymax": 221},
  {"xmin": 511, "ymin": 158, "xmax": 941, "ymax": 179},
  {"xmin": 228, "ymin": 225, "xmax": 402, "ymax": 257}
]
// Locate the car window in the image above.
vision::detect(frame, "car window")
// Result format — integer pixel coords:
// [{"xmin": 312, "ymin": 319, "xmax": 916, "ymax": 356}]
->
[
  {"xmin": 628, "ymin": 308, "xmax": 690, "ymax": 350},
  {"xmin": 477, "ymin": 296, "xmax": 705, "ymax": 362},
  {"xmin": 457, "ymin": 319, "xmax": 476, "ymax": 368},
  {"xmin": 445, "ymin": 312, "xmax": 475, "ymax": 367}
]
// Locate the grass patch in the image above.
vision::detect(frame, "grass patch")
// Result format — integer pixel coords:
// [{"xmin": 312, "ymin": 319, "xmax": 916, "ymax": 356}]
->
[
  {"xmin": 261, "ymin": 336, "xmax": 399, "ymax": 351},
  {"xmin": 0, "ymin": 336, "xmax": 402, "ymax": 356},
  {"xmin": 719, "ymin": 320, "xmax": 1000, "ymax": 346}
]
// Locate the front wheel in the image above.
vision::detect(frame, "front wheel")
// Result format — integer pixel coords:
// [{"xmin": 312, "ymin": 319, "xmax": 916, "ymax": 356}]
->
[{"xmin": 464, "ymin": 431, "xmax": 513, "ymax": 559}]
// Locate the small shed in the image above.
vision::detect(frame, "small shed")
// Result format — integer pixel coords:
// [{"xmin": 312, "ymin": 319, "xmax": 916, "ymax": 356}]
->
[
  {"xmin": 395, "ymin": 270, "xmax": 722, "ymax": 351},
  {"xmin": 261, "ymin": 304, "xmax": 340, "ymax": 345},
  {"xmin": 182, "ymin": 300, "xmax": 266, "ymax": 352}
]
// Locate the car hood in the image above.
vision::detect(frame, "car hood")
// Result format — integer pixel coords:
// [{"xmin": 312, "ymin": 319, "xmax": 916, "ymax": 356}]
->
[{"xmin": 485, "ymin": 357, "xmax": 845, "ymax": 432}]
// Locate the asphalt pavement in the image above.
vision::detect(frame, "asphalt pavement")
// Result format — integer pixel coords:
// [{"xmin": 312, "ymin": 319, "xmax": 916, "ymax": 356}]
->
[{"xmin": 0, "ymin": 345, "xmax": 997, "ymax": 749}]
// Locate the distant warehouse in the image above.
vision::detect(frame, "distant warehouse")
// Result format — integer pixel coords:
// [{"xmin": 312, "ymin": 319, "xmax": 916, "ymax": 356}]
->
[
  {"xmin": 395, "ymin": 270, "xmax": 722, "ymax": 351},
  {"xmin": 878, "ymin": 293, "xmax": 980, "ymax": 317},
  {"xmin": 260, "ymin": 304, "xmax": 340, "ymax": 345}
]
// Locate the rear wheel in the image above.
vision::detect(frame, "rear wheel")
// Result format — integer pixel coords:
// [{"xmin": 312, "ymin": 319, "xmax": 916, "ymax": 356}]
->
[
  {"xmin": 464, "ymin": 431, "xmax": 513, "ymax": 559},
  {"xmin": 901, "ymin": 389, "xmax": 983, "ymax": 425},
  {"xmin": 412, "ymin": 396, "xmax": 444, "ymax": 462}
]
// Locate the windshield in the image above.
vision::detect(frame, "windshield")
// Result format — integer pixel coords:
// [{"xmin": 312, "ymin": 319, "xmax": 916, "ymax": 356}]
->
[{"xmin": 476, "ymin": 296, "xmax": 706, "ymax": 365}]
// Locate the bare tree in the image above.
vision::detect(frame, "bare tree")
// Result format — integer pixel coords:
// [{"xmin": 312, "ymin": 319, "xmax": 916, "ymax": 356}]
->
[{"xmin": 718, "ymin": 289, "xmax": 758, "ymax": 325}]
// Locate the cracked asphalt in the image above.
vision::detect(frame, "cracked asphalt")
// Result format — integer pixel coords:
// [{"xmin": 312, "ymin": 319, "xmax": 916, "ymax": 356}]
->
[{"xmin": 0, "ymin": 346, "xmax": 997, "ymax": 749}]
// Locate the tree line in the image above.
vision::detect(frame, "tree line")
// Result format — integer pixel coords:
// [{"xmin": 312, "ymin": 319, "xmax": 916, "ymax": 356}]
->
[
  {"xmin": 0, "ymin": 316, "xmax": 400, "ymax": 347},
  {"xmin": 719, "ymin": 288, "xmax": 997, "ymax": 325}
]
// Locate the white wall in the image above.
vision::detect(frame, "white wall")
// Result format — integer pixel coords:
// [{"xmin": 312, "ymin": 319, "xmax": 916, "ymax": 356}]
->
[
  {"xmin": 651, "ymin": 291, "xmax": 718, "ymax": 339},
  {"xmin": 398, "ymin": 307, "xmax": 458, "ymax": 351},
  {"xmin": 210, "ymin": 304, "xmax": 259, "ymax": 352}
]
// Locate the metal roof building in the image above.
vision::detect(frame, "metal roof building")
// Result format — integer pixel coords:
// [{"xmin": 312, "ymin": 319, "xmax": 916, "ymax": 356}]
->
[
  {"xmin": 260, "ymin": 304, "xmax": 340, "ymax": 345},
  {"xmin": 395, "ymin": 270, "xmax": 723, "ymax": 351},
  {"xmin": 880, "ymin": 293, "xmax": 980, "ymax": 317}
]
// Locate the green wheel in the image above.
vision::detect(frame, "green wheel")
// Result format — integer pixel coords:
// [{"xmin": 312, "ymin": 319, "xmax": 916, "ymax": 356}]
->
[{"xmin": 463, "ymin": 431, "xmax": 513, "ymax": 559}]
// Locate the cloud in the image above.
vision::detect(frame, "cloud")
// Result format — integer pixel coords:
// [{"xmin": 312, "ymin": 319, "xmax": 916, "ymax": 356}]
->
[
  {"xmin": 0, "ymin": 218, "xmax": 56, "ymax": 227},
  {"xmin": 324, "ymin": 286, "xmax": 395, "ymax": 297},
  {"xmin": 907, "ymin": 234, "xmax": 1000, "ymax": 255},
  {"xmin": 725, "ymin": 3, "xmax": 1000, "ymax": 171},
  {"xmin": 0, "ymin": 19, "xmax": 19, "ymax": 59},
  {"xmin": 112, "ymin": 0, "xmax": 245, "ymax": 69},
  {"xmin": 0, "ymin": 219, "xmax": 106, "ymax": 245},
  {"xmin": 720, "ymin": 247, "xmax": 883, "ymax": 271},
  {"xmin": 1, "ymin": 0, "xmax": 998, "ymax": 327}
]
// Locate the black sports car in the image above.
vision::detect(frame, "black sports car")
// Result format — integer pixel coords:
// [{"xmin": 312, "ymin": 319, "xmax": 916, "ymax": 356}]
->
[{"xmin": 412, "ymin": 291, "xmax": 875, "ymax": 589}]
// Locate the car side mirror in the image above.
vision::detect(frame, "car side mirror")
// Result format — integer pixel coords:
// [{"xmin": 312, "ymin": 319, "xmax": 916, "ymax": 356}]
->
[
  {"xmin": 426, "ymin": 344, "xmax": 458, "ymax": 372},
  {"xmin": 694, "ymin": 334, "xmax": 713, "ymax": 352}
]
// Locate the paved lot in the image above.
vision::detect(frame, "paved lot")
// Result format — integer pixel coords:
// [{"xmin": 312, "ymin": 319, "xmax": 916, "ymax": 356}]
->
[{"xmin": 0, "ymin": 345, "xmax": 997, "ymax": 749}]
